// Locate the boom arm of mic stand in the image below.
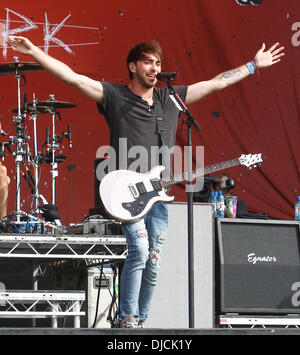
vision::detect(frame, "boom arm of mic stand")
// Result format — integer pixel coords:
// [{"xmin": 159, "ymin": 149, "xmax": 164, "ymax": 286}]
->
[{"xmin": 166, "ymin": 80, "xmax": 201, "ymax": 131}]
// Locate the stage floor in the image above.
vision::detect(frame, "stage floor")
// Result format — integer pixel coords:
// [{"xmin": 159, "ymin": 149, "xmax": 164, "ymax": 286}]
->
[{"xmin": 0, "ymin": 327, "xmax": 300, "ymax": 335}]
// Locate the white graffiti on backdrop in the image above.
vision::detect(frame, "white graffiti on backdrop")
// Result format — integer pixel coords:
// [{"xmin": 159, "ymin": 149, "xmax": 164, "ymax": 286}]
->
[
  {"xmin": 1, "ymin": 8, "xmax": 100, "ymax": 58},
  {"xmin": 247, "ymin": 253, "xmax": 277, "ymax": 265},
  {"xmin": 291, "ymin": 22, "xmax": 300, "ymax": 47}
]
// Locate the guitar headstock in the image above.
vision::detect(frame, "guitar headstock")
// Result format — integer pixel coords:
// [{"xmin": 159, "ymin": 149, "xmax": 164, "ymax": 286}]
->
[{"xmin": 238, "ymin": 153, "xmax": 263, "ymax": 169}]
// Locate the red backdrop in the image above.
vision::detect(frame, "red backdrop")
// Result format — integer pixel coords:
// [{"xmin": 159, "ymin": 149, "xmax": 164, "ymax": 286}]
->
[{"xmin": 0, "ymin": 0, "xmax": 299, "ymax": 224}]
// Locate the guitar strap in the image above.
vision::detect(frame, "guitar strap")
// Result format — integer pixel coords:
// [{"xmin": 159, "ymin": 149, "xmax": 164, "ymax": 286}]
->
[
  {"xmin": 154, "ymin": 91, "xmax": 167, "ymax": 148},
  {"xmin": 153, "ymin": 90, "xmax": 171, "ymax": 173}
]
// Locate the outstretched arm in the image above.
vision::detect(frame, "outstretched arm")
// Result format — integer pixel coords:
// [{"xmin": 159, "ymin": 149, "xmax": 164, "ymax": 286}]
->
[
  {"xmin": 0, "ymin": 124, "xmax": 10, "ymax": 219},
  {"xmin": 0, "ymin": 162, "xmax": 10, "ymax": 219},
  {"xmin": 8, "ymin": 36, "xmax": 104, "ymax": 105},
  {"xmin": 186, "ymin": 42, "xmax": 285, "ymax": 105}
]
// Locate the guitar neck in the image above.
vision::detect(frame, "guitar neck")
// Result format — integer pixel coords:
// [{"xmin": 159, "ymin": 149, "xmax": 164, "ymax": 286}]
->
[{"xmin": 161, "ymin": 158, "xmax": 241, "ymax": 187}]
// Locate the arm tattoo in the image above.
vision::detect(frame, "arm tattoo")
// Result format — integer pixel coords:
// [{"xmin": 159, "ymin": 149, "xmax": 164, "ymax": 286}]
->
[{"xmin": 221, "ymin": 69, "xmax": 242, "ymax": 79}]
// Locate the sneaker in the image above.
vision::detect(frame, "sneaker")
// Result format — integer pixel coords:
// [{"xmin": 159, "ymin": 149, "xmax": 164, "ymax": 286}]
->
[
  {"xmin": 119, "ymin": 315, "xmax": 139, "ymax": 328},
  {"xmin": 138, "ymin": 321, "xmax": 145, "ymax": 328}
]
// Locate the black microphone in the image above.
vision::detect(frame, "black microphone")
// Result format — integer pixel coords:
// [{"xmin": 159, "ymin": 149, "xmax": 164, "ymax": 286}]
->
[
  {"xmin": 67, "ymin": 123, "xmax": 72, "ymax": 149},
  {"xmin": 156, "ymin": 71, "xmax": 179, "ymax": 81},
  {"xmin": 46, "ymin": 127, "xmax": 50, "ymax": 145},
  {"xmin": 23, "ymin": 92, "xmax": 28, "ymax": 117},
  {"xmin": 45, "ymin": 127, "xmax": 50, "ymax": 153},
  {"xmin": 24, "ymin": 92, "xmax": 28, "ymax": 109}
]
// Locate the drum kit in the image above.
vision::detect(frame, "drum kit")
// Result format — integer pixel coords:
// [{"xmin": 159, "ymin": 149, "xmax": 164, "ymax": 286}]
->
[{"xmin": 0, "ymin": 57, "xmax": 76, "ymax": 234}]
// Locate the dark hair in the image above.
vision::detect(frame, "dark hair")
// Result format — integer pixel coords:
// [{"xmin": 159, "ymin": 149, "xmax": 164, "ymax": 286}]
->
[{"xmin": 126, "ymin": 41, "xmax": 163, "ymax": 79}]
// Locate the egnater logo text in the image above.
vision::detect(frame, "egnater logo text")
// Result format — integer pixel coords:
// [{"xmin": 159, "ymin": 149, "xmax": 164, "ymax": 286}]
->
[{"xmin": 247, "ymin": 253, "xmax": 277, "ymax": 265}]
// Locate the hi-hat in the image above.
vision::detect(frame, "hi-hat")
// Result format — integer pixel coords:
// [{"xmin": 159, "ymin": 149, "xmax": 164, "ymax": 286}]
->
[
  {"xmin": 0, "ymin": 62, "xmax": 43, "ymax": 75},
  {"xmin": 12, "ymin": 105, "xmax": 50, "ymax": 115}
]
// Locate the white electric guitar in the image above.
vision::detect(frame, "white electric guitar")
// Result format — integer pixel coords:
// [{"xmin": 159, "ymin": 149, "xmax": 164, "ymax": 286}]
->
[{"xmin": 99, "ymin": 153, "xmax": 263, "ymax": 222}]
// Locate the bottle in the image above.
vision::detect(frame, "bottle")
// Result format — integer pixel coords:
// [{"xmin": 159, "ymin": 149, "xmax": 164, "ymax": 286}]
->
[
  {"xmin": 217, "ymin": 190, "xmax": 225, "ymax": 218},
  {"xmin": 212, "ymin": 191, "xmax": 218, "ymax": 217},
  {"xmin": 214, "ymin": 190, "xmax": 219, "ymax": 218},
  {"xmin": 209, "ymin": 191, "xmax": 217, "ymax": 216},
  {"xmin": 295, "ymin": 196, "xmax": 300, "ymax": 221}
]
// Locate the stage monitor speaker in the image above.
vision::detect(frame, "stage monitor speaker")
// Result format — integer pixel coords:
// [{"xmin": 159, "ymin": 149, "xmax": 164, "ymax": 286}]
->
[
  {"xmin": 216, "ymin": 218, "xmax": 300, "ymax": 314},
  {"xmin": 146, "ymin": 202, "xmax": 215, "ymax": 328}
]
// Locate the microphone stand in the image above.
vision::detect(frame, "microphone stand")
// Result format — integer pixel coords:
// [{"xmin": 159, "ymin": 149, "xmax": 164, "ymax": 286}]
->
[{"xmin": 165, "ymin": 77, "xmax": 201, "ymax": 328}]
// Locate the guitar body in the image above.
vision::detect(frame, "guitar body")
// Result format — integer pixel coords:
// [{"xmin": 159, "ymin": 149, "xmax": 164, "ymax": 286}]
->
[{"xmin": 99, "ymin": 166, "xmax": 174, "ymax": 222}]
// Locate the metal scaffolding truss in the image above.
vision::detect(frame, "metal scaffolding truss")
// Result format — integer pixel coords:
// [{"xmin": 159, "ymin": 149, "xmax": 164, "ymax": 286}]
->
[
  {"xmin": 0, "ymin": 290, "xmax": 85, "ymax": 328},
  {"xmin": 0, "ymin": 234, "xmax": 128, "ymax": 260},
  {"xmin": 0, "ymin": 229, "xmax": 127, "ymax": 328}
]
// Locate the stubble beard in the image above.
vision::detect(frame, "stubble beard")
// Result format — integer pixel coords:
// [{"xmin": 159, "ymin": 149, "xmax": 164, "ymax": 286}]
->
[{"xmin": 135, "ymin": 72, "xmax": 156, "ymax": 89}]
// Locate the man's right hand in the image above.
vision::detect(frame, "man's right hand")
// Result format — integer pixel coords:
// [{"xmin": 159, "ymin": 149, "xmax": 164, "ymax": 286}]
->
[
  {"xmin": 8, "ymin": 36, "xmax": 34, "ymax": 56},
  {"xmin": 8, "ymin": 35, "xmax": 104, "ymax": 104}
]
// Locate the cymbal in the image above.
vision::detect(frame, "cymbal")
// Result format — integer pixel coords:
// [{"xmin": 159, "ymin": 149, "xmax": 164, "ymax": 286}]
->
[
  {"xmin": 0, "ymin": 62, "xmax": 43, "ymax": 75},
  {"xmin": 12, "ymin": 100, "xmax": 77, "ymax": 114},
  {"xmin": 37, "ymin": 100, "xmax": 77, "ymax": 109}
]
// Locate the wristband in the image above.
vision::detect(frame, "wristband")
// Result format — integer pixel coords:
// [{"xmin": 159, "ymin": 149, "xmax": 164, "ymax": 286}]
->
[{"xmin": 246, "ymin": 61, "xmax": 256, "ymax": 75}]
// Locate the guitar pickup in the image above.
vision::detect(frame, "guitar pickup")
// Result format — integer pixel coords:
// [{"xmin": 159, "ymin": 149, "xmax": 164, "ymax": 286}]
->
[
  {"xmin": 129, "ymin": 183, "xmax": 139, "ymax": 199},
  {"xmin": 136, "ymin": 182, "xmax": 147, "ymax": 195},
  {"xmin": 151, "ymin": 179, "xmax": 162, "ymax": 191}
]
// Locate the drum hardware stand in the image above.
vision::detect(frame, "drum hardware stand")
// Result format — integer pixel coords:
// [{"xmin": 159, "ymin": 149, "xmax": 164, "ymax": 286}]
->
[
  {"xmin": 0, "ymin": 60, "xmax": 69, "ymax": 233},
  {"xmin": 3, "ymin": 59, "xmax": 55, "ymax": 232},
  {"xmin": 26, "ymin": 94, "xmax": 75, "ymax": 229},
  {"xmin": 28, "ymin": 94, "xmax": 64, "ymax": 230},
  {"xmin": 46, "ymin": 94, "xmax": 60, "ymax": 206},
  {"xmin": 11, "ymin": 57, "xmax": 31, "ymax": 225},
  {"xmin": 33, "ymin": 94, "xmax": 70, "ymax": 231},
  {"xmin": 27, "ymin": 95, "xmax": 49, "ymax": 230},
  {"xmin": 28, "ymin": 98, "xmax": 49, "ymax": 208}
]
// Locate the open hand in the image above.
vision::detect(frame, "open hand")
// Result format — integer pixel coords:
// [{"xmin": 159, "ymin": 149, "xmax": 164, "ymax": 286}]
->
[
  {"xmin": 8, "ymin": 36, "xmax": 34, "ymax": 56},
  {"xmin": 254, "ymin": 42, "xmax": 285, "ymax": 69}
]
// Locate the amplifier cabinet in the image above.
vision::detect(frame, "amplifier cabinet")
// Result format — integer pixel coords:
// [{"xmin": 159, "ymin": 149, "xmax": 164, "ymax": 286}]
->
[
  {"xmin": 216, "ymin": 218, "xmax": 300, "ymax": 314},
  {"xmin": 147, "ymin": 202, "xmax": 215, "ymax": 328}
]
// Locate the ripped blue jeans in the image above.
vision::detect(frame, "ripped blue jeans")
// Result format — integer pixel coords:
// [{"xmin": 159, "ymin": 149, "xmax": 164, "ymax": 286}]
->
[{"xmin": 120, "ymin": 203, "xmax": 168, "ymax": 323}]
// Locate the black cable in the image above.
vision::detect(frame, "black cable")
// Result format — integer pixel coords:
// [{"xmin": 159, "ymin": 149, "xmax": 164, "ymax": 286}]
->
[
  {"xmin": 107, "ymin": 264, "xmax": 119, "ymax": 327},
  {"xmin": 92, "ymin": 263, "xmax": 104, "ymax": 328},
  {"xmin": 66, "ymin": 146, "xmax": 74, "ymax": 226}
]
